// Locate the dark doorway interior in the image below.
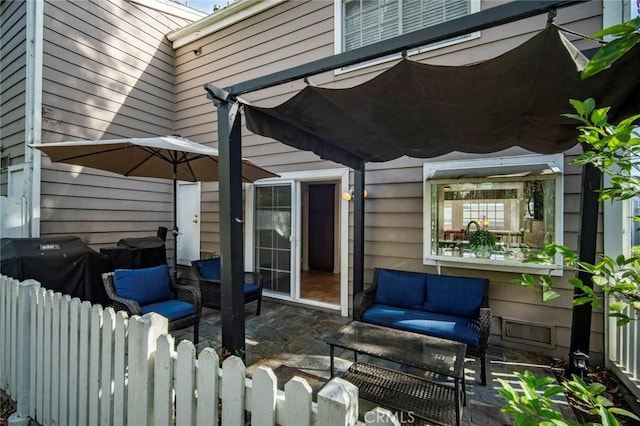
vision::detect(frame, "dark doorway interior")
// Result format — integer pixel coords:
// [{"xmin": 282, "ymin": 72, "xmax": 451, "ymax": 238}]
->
[{"xmin": 308, "ymin": 184, "xmax": 335, "ymax": 271}]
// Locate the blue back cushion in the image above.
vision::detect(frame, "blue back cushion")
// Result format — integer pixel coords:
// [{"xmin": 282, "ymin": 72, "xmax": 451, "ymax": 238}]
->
[
  {"xmin": 114, "ymin": 264, "xmax": 171, "ymax": 306},
  {"xmin": 374, "ymin": 269, "xmax": 426, "ymax": 309},
  {"xmin": 423, "ymin": 274, "xmax": 487, "ymax": 318},
  {"xmin": 197, "ymin": 258, "xmax": 221, "ymax": 280}
]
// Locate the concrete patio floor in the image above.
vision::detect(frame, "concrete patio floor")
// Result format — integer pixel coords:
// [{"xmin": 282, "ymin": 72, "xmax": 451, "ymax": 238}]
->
[{"xmin": 172, "ymin": 299, "xmax": 576, "ymax": 425}]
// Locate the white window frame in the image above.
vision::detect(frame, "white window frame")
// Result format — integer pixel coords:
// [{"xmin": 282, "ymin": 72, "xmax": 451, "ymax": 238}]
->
[
  {"xmin": 333, "ymin": 0, "xmax": 481, "ymax": 74},
  {"xmin": 423, "ymin": 154, "xmax": 565, "ymax": 275}
]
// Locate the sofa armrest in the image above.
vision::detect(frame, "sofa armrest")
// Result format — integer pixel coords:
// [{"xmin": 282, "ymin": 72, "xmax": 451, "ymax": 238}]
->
[
  {"xmin": 473, "ymin": 307, "xmax": 492, "ymax": 353},
  {"xmin": 244, "ymin": 272, "xmax": 264, "ymax": 288},
  {"xmin": 171, "ymin": 282, "xmax": 202, "ymax": 317},
  {"xmin": 354, "ymin": 284, "xmax": 376, "ymax": 320},
  {"xmin": 101, "ymin": 272, "xmax": 142, "ymax": 315}
]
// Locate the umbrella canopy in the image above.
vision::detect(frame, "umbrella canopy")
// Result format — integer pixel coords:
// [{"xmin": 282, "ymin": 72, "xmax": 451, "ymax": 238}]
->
[
  {"xmin": 31, "ymin": 135, "xmax": 277, "ymax": 183},
  {"xmin": 31, "ymin": 136, "xmax": 277, "ymax": 276}
]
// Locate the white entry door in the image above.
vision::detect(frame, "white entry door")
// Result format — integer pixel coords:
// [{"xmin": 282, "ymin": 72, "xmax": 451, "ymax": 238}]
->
[{"xmin": 177, "ymin": 181, "xmax": 201, "ymax": 265}]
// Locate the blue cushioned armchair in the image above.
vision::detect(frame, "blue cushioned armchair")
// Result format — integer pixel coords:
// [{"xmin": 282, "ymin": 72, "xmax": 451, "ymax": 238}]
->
[
  {"xmin": 102, "ymin": 264, "xmax": 202, "ymax": 342},
  {"xmin": 191, "ymin": 258, "xmax": 263, "ymax": 315}
]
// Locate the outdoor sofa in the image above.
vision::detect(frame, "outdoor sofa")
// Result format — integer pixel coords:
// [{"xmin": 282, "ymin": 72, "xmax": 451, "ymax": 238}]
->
[{"xmin": 354, "ymin": 267, "xmax": 492, "ymax": 385}]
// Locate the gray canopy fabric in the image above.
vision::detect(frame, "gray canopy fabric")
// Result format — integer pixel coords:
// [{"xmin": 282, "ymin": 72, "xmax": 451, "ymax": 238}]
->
[{"xmin": 244, "ymin": 26, "xmax": 640, "ymax": 170}]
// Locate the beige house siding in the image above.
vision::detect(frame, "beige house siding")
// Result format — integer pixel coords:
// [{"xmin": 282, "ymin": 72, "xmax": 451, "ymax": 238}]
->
[
  {"xmin": 37, "ymin": 0, "xmax": 193, "ymax": 258},
  {"xmin": 174, "ymin": 1, "xmax": 607, "ymax": 362},
  {"xmin": 0, "ymin": 0, "xmax": 28, "ymax": 195}
]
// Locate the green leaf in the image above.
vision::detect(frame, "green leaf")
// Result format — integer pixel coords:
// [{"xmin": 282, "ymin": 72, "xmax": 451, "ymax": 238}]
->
[
  {"xmin": 591, "ymin": 107, "xmax": 609, "ymax": 126},
  {"xmin": 583, "ymin": 98, "xmax": 596, "ymax": 116},
  {"xmin": 543, "ymin": 385, "xmax": 565, "ymax": 397},
  {"xmin": 608, "ymin": 301, "xmax": 628, "ymax": 312},
  {"xmin": 608, "ymin": 407, "xmax": 640, "ymax": 420},
  {"xmin": 600, "ymin": 405, "xmax": 622, "ymax": 426},
  {"xmin": 543, "ymin": 290, "xmax": 560, "ymax": 302},
  {"xmin": 582, "ymin": 33, "xmax": 640, "ymax": 78},
  {"xmin": 568, "ymin": 99, "xmax": 586, "ymax": 115}
]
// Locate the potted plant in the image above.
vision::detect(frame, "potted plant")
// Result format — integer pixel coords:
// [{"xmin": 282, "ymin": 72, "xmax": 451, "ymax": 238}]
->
[{"xmin": 468, "ymin": 227, "xmax": 496, "ymax": 258}]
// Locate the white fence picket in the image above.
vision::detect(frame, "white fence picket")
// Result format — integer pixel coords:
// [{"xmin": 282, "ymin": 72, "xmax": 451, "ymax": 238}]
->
[
  {"xmin": 155, "ymin": 334, "xmax": 176, "ymax": 426},
  {"xmin": 283, "ymin": 376, "xmax": 313, "ymax": 426},
  {"xmin": 51, "ymin": 293, "xmax": 61, "ymax": 424},
  {"xmin": 59, "ymin": 294, "xmax": 71, "ymax": 426},
  {"xmin": 127, "ymin": 313, "xmax": 168, "ymax": 425},
  {"xmin": 251, "ymin": 366, "xmax": 277, "ymax": 426},
  {"xmin": 112, "ymin": 311, "xmax": 128, "ymax": 426},
  {"xmin": 29, "ymin": 287, "xmax": 40, "ymax": 420},
  {"xmin": 77, "ymin": 301, "xmax": 92, "ymax": 426},
  {"xmin": 317, "ymin": 378, "xmax": 359, "ymax": 426},
  {"xmin": 101, "ymin": 307, "xmax": 116, "ymax": 426},
  {"xmin": 196, "ymin": 347, "xmax": 219, "ymax": 426},
  {"xmin": 35, "ymin": 289, "xmax": 46, "ymax": 422},
  {"xmin": 9, "ymin": 279, "xmax": 18, "ymax": 398},
  {"xmin": 43, "ymin": 290, "xmax": 55, "ymax": 425},
  {"xmin": 0, "ymin": 277, "xmax": 7, "ymax": 393},
  {"xmin": 8, "ymin": 278, "xmax": 18, "ymax": 398},
  {"xmin": 89, "ymin": 304, "xmax": 103, "ymax": 425},
  {"xmin": 221, "ymin": 356, "xmax": 246, "ymax": 426},
  {"xmin": 68, "ymin": 298, "xmax": 81, "ymax": 426},
  {"xmin": 176, "ymin": 340, "xmax": 197, "ymax": 426}
]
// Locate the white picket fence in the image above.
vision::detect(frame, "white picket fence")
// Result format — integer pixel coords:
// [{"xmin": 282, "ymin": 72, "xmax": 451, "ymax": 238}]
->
[
  {"xmin": 607, "ymin": 304, "xmax": 640, "ymax": 400},
  {"xmin": 0, "ymin": 275, "xmax": 399, "ymax": 425}
]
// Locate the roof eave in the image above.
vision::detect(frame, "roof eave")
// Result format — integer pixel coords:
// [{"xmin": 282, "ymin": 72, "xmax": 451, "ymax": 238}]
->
[
  {"xmin": 167, "ymin": 0, "xmax": 287, "ymax": 49},
  {"xmin": 128, "ymin": 0, "xmax": 206, "ymax": 21}
]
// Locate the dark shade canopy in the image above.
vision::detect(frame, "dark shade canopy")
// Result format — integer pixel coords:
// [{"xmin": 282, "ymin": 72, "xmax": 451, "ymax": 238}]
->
[{"xmin": 244, "ymin": 26, "xmax": 640, "ymax": 170}]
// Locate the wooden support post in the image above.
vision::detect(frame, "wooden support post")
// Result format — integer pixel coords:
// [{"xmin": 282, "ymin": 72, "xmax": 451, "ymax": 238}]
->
[{"xmin": 217, "ymin": 101, "xmax": 246, "ymax": 355}]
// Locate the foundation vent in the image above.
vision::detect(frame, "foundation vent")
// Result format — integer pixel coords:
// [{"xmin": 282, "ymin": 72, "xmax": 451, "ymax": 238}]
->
[{"xmin": 502, "ymin": 318, "xmax": 555, "ymax": 348}]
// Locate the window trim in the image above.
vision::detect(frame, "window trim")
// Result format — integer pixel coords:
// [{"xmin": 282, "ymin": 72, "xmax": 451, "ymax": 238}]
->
[
  {"xmin": 333, "ymin": 0, "xmax": 481, "ymax": 74},
  {"xmin": 423, "ymin": 154, "xmax": 565, "ymax": 276}
]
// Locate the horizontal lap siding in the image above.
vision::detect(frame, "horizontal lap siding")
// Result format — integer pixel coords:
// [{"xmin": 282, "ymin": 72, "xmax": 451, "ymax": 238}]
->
[
  {"xmin": 174, "ymin": 2, "xmax": 604, "ymax": 361},
  {"xmin": 0, "ymin": 1, "xmax": 27, "ymax": 195},
  {"xmin": 39, "ymin": 0, "xmax": 192, "ymax": 256}
]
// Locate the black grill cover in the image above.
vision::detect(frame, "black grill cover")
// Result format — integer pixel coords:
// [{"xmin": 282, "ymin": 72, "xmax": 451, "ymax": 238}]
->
[
  {"xmin": 1, "ymin": 236, "xmax": 110, "ymax": 305},
  {"xmin": 100, "ymin": 237, "xmax": 167, "ymax": 270}
]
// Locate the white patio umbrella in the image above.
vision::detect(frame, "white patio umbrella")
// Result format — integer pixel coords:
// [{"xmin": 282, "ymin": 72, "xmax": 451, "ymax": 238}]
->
[{"xmin": 31, "ymin": 136, "xmax": 278, "ymax": 276}]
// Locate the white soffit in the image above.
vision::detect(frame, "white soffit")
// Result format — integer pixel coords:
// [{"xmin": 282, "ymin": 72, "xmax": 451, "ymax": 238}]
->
[
  {"xmin": 167, "ymin": 0, "xmax": 287, "ymax": 49},
  {"xmin": 129, "ymin": 0, "xmax": 207, "ymax": 21}
]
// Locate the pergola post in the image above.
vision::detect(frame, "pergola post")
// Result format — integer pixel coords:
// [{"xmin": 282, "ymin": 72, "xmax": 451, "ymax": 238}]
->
[
  {"xmin": 352, "ymin": 167, "xmax": 365, "ymax": 297},
  {"xmin": 568, "ymin": 160, "xmax": 601, "ymax": 376},
  {"xmin": 216, "ymin": 99, "xmax": 246, "ymax": 354}
]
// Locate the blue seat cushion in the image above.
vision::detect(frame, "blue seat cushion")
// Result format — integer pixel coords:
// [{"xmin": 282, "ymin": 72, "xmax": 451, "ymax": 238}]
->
[
  {"xmin": 361, "ymin": 304, "xmax": 480, "ymax": 347},
  {"xmin": 374, "ymin": 269, "xmax": 426, "ymax": 310},
  {"xmin": 197, "ymin": 258, "xmax": 221, "ymax": 280},
  {"xmin": 141, "ymin": 300, "xmax": 195, "ymax": 321},
  {"xmin": 244, "ymin": 283, "xmax": 261, "ymax": 297},
  {"xmin": 423, "ymin": 275, "xmax": 487, "ymax": 318},
  {"xmin": 114, "ymin": 264, "xmax": 171, "ymax": 306}
]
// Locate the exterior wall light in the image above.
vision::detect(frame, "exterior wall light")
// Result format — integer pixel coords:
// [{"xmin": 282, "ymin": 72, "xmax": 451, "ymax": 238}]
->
[{"xmin": 342, "ymin": 189, "xmax": 367, "ymax": 201}]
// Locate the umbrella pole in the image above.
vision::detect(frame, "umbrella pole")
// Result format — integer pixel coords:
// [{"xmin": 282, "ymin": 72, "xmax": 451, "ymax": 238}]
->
[{"xmin": 173, "ymin": 167, "xmax": 178, "ymax": 282}]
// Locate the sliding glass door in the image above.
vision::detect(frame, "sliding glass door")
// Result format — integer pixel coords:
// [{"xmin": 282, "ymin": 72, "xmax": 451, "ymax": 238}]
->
[{"xmin": 254, "ymin": 184, "xmax": 292, "ymax": 295}]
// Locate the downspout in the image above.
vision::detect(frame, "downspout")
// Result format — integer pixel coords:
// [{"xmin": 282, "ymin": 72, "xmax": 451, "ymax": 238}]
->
[{"xmin": 24, "ymin": 0, "xmax": 43, "ymax": 237}]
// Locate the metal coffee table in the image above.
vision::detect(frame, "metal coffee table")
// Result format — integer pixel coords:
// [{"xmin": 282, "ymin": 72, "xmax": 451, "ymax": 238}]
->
[{"xmin": 324, "ymin": 321, "xmax": 466, "ymax": 426}]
